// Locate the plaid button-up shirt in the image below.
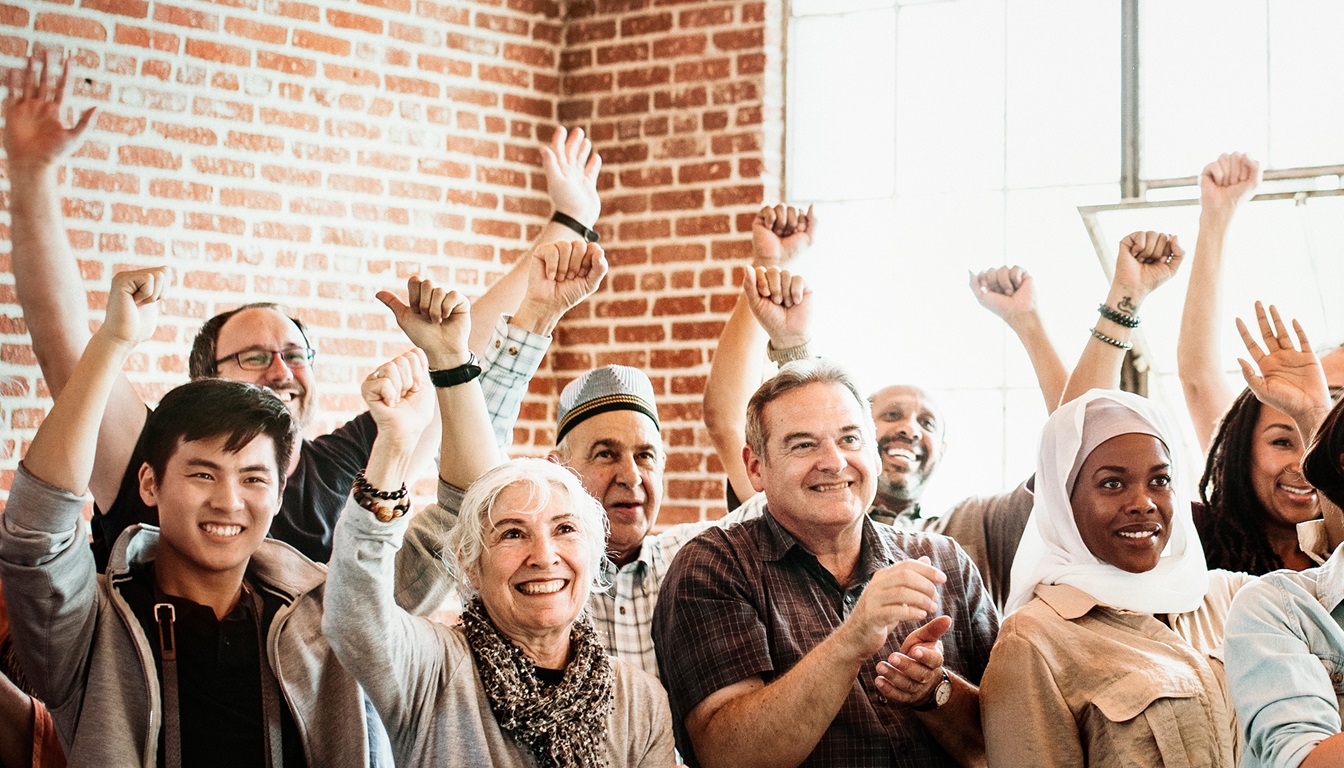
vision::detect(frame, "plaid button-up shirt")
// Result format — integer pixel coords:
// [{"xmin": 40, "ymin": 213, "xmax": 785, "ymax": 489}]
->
[{"xmin": 651, "ymin": 508, "xmax": 999, "ymax": 768}]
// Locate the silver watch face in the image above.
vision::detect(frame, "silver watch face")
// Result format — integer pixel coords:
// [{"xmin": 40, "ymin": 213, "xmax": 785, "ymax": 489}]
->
[{"xmin": 933, "ymin": 675, "xmax": 952, "ymax": 707}]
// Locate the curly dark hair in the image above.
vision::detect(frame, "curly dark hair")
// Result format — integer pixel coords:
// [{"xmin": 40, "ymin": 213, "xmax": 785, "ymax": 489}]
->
[{"xmin": 1198, "ymin": 388, "xmax": 1289, "ymax": 574}]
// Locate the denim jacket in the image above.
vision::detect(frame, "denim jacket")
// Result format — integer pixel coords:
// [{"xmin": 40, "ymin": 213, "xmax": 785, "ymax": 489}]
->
[{"xmin": 1226, "ymin": 541, "xmax": 1344, "ymax": 768}]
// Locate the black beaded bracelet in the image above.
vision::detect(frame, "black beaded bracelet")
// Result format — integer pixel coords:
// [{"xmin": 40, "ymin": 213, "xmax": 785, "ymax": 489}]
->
[
  {"xmin": 1097, "ymin": 303, "xmax": 1140, "ymax": 328},
  {"xmin": 353, "ymin": 469, "xmax": 410, "ymax": 522},
  {"xmin": 1090, "ymin": 327, "xmax": 1133, "ymax": 350}
]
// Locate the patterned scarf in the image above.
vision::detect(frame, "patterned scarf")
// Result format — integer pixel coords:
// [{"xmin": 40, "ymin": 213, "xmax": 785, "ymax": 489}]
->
[{"xmin": 461, "ymin": 597, "xmax": 614, "ymax": 768}]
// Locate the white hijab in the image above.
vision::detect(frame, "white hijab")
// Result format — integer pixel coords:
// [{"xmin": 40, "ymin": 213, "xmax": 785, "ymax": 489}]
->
[{"xmin": 1005, "ymin": 389, "xmax": 1209, "ymax": 615}]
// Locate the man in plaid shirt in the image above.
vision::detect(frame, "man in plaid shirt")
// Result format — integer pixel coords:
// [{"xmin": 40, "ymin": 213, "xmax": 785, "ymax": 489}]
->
[{"xmin": 652, "ymin": 359, "xmax": 998, "ymax": 768}]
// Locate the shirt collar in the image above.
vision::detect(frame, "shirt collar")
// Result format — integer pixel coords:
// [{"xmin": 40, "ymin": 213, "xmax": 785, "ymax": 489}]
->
[
  {"xmin": 758, "ymin": 507, "xmax": 897, "ymax": 581},
  {"xmin": 1034, "ymin": 582, "xmax": 1101, "ymax": 620},
  {"xmin": 1317, "ymin": 542, "xmax": 1344, "ymax": 613}
]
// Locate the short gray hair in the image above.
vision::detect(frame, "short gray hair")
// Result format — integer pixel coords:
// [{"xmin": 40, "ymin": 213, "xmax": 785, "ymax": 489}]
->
[
  {"xmin": 745, "ymin": 358, "xmax": 873, "ymax": 459},
  {"xmin": 443, "ymin": 458, "xmax": 611, "ymax": 600}
]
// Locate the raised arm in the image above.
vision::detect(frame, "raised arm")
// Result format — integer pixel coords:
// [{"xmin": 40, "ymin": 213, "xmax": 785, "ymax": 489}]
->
[
  {"xmin": 703, "ymin": 204, "xmax": 815, "ymax": 505},
  {"xmin": 5, "ymin": 51, "xmax": 145, "ymax": 510},
  {"xmin": 23, "ymin": 267, "xmax": 166, "ymax": 495},
  {"xmin": 1061, "ymin": 231, "xmax": 1184, "ymax": 405},
  {"xmin": 391, "ymin": 242, "xmax": 606, "ymax": 614},
  {"xmin": 467, "ymin": 126, "xmax": 602, "ymax": 353},
  {"xmin": 1178, "ymin": 152, "xmax": 1261, "ymax": 450},
  {"xmin": 1235, "ymin": 302, "xmax": 1333, "ymax": 445},
  {"xmin": 969, "ymin": 265, "xmax": 1067, "ymax": 413}
]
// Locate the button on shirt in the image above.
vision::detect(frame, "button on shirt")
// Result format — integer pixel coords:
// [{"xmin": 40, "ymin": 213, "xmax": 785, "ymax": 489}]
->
[
  {"xmin": 652, "ymin": 510, "xmax": 998, "ymax": 768},
  {"xmin": 1226, "ymin": 541, "xmax": 1344, "ymax": 768}
]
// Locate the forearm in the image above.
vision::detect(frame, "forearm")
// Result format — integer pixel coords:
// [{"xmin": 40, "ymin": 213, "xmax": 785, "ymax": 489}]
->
[
  {"xmin": 1005, "ymin": 312, "xmax": 1068, "ymax": 413},
  {"xmin": 1061, "ymin": 283, "xmax": 1146, "ymax": 405},
  {"xmin": 437, "ymin": 380, "xmax": 503, "ymax": 489},
  {"xmin": 467, "ymin": 258, "xmax": 528, "ymax": 354},
  {"xmin": 704, "ymin": 296, "xmax": 768, "ymax": 504},
  {"xmin": 479, "ymin": 317, "xmax": 551, "ymax": 450},
  {"xmin": 914, "ymin": 675, "xmax": 985, "ymax": 767},
  {"xmin": 1178, "ymin": 211, "xmax": 1238, "ymax": 448},
  {"xmin": 1302, "ymin": 734, "xmax": 1344, "ymax": 768},
  {"xmin": 694, "ymin": 630, "xmax": 863, "ymax": 768},
  {"xmin": 0, "ymin": 674, "xmax": 33, "ymax": 768},
  {"xmin": 24, "ymin": 333, "xmax": 134, "ymax": 494},
  {"xmin": 324, "ymin": 499, "xmax": 427, "ymax": 732},
  {"xmin": 9, "ymin": 164, "xmax": 92, "ymax": 397}
]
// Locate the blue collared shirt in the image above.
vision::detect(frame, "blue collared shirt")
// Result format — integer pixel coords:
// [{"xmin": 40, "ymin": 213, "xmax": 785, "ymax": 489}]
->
[{"xmin": 1226, "ymin": 542, "xmax": 1344, "ymax": 768}]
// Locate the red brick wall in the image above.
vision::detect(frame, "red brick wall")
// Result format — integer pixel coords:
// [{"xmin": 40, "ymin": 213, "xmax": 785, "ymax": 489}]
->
[{"xmin": 0, "ymin": 0, "xmax": 782, "ymax": 523}]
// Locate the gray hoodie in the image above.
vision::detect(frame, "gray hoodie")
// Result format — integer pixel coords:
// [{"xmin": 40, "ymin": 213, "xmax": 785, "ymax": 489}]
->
[{"xmin": 0, "ymin": 466, "xmax": 392, "ymax": 768}]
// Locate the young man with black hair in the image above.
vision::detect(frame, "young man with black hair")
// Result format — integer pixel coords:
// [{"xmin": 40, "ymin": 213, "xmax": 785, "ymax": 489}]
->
[{"xmin": 0, "ymin": 267, "xmax": 410, "ymax": 766}]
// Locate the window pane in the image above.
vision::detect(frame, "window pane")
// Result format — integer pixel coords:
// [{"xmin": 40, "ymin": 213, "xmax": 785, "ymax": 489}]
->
[
  {"xmin": 1140, "ymin": 0, "xmax": 1268, "ymax": 179},
  {"xmin": 793, "ymin": 0, "xmax": 896, "ymax": 16},
  {"xmin": 788, "ymin": 9, "xmax": 897, "ymax": 201},
  {"xmin": 894, "ymin": 0, "xmax": 1005, "ymax": 193},
  {"xmin": 1005, "ymin": 0, "xmax": 1120, "ymax": 188},
  {"xmin": 1268, "ymin": 0, "xmax": 1344, "ymax": 169}
]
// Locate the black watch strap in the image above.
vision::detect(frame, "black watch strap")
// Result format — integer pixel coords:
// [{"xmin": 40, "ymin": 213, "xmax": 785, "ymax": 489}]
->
[
  {"xmin": 551, "ymin": 210, "xmax": 600, "ymax": 242},
  {"xmin": 429, "ymin": 352, "xmax": 482, "ymax": 388}
]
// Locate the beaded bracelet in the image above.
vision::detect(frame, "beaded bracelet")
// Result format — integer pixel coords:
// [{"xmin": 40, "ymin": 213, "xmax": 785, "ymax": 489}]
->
[
  {"xmin": 353, "ymin": 468, "xmax": 411, "ymax": 522},
  {"xmin": 1090, "ymin": 328, "xmax": 1133, "ymax": 351},
  {"xmin": 1097, "ymin": 303, "xmax": 1140, "ymax": 328}
]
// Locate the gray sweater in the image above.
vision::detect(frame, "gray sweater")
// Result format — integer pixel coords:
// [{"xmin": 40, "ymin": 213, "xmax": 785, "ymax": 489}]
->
[
  {"xmin": 0, "ymin": 466, "xmax": 392, "ymax": 768},
  {"xmin": 326, "ymin": 496, "xmax": 677, "ymax": 767}
]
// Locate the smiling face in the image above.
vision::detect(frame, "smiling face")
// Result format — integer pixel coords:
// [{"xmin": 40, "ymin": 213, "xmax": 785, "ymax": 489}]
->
[
  {"xmin": 746, "ymin": 381, "xmax": 879, "ymax": 536},
  {"xmin": 471, "ymin": 483, "xmax": 593, "ymax": 657},
  {"xmin": 214, "ymin": 307, "xmax": 315, "ymax": 430},
  {"xmin": 1249, "ymin": 404, "xmax": 1319, "ymax": 528},
  {"xmin": 139, "ymin": 433, "xmax": 282, "ymax": 582},
  {"xmin": 868, "ymin": 385, "xmax": 944, "ymax": 511},
  {"xmin": 1070, "ymin": 433, "xmax": 1175, "ymax": 574},
  {"xmin": 553, "ymin": 410, "xmax": 664, "ymax": 567}
]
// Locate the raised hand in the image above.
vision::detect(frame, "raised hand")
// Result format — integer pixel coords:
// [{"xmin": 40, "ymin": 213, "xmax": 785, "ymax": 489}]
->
[
  {"xmin": 968, "ymin": 265, "xmax": 1037, "ymax": 323},
  {"xmin": 1236, "ymin": 302, "xmax": 1331, "ymax": 424},
  {"xmin": 362, "ymin": 348, "xmax": 435, "ymax": 446},
  {"xmin": 752, "ymin": 203, "xmax": 816, "ymax": 267},
  {"xmin": 541, "ymin": 126, "xmax": 602, "ymax": 226},
  {"xmin": 1112, "ymin": 231, "xmax": 1184, "ymax": 308},
  {"xmin": 99, "ymin": 267, "xmax": 168, "ymax": 347},
  {"xmin": 1200, "ymin": 152, "xmax": 1260, "ymax": 221},
  {"xmin": 874, "ymin": 615, "xmax": 951, "ymax": 707},
  {"xmin": 840, "ymin": 556, "xmax": 946, "ymax": 661},
  {"xmin": 744, "ymin": 265, "xmax": 810, "ymax": 349},
  {"xmin": 511, "ymin": 240, "xmax": 608, "ymax": 335},
  {"xmin": 377, "ymin": 277, "xmax": 472, "ymax": 369},
  {"xmin": 3, "ymin": 49, "xmax": 97, "ymax": 171}
]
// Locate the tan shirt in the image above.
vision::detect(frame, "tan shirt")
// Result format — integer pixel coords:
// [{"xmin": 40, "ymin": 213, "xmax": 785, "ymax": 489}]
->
[{"xmin": 982, "ymin": 577, "xmax": 1247, "ymax": 768}]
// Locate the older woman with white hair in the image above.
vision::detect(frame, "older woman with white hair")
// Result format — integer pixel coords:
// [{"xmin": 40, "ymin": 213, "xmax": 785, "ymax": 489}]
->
[
  {"xmin": 323, "ymin": 279, "xmax": 674, "ymax": 768},
  {"xmin": 981, "ymin": 389, "xmax": 1251, "ymax": 768},
  {"xmin": 326, "ymin": 456, "xmax": 674, "ymax": 767}
]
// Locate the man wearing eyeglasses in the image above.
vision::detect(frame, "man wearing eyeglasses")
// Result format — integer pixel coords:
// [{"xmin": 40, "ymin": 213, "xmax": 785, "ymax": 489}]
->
[{"xmin": 5, "ymin": 52, "xmax": 606, "ymax": 570}]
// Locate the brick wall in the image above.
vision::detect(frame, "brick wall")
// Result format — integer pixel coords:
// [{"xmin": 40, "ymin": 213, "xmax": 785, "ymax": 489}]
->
[{"xmin": 0, "ymin": 0, "xmax": 782, "ymax": 524}]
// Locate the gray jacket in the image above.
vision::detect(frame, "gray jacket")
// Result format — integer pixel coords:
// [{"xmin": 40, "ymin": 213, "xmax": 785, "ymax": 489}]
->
[{"xmin": 0, "ymin": 466, "xmax": 391, "ymax": 768}]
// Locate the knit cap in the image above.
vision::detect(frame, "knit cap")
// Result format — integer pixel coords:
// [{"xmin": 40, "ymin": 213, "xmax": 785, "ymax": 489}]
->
[{"xmin": 556, "ymin": 365, "xmax": 660, "ymax": 443}]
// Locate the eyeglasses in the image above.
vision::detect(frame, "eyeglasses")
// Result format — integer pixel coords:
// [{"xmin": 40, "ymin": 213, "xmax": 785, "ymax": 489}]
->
[{"xmin": 215, "ymin": 347, "xmax": 316, "ymax": 371}]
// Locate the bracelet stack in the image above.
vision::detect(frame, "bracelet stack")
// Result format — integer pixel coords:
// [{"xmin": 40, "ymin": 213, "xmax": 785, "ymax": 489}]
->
[
  {"xmin": 767, "ymin": 340, "xmax": 812, "ymax": 365},
  {"xmin": 353, "ymin": 468, "xmax": 410, "ymax": 523},
  {"xmin": 1097, "ymin": 304, "xmax": 1140, "ymax": 328}
]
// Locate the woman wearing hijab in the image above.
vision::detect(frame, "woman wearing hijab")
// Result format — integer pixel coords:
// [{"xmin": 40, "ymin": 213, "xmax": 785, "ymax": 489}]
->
[{"xmin": 981, "ymin": 389, "xmax": 1251, "ymax": 768}]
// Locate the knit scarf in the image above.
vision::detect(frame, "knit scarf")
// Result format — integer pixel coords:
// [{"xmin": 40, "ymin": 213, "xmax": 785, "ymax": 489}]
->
[{"xmin": 460, "ymin": 597, "xmax": 614, "ymax": 768}]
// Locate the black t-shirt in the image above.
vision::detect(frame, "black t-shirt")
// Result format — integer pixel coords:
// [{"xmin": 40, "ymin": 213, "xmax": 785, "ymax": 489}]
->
[
  {"xmin": 121, "ymin": 565, "xmax": 307, "ymax": 768},
  {"xmin": 91, "ymin": 410, "xmax": 378, "ymax": 570}
]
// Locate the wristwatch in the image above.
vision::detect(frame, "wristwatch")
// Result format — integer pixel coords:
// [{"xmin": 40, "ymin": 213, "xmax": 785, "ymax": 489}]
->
[{"xmin": 912, "ymin": 668, "xmax": 952, "ymax": 712}]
